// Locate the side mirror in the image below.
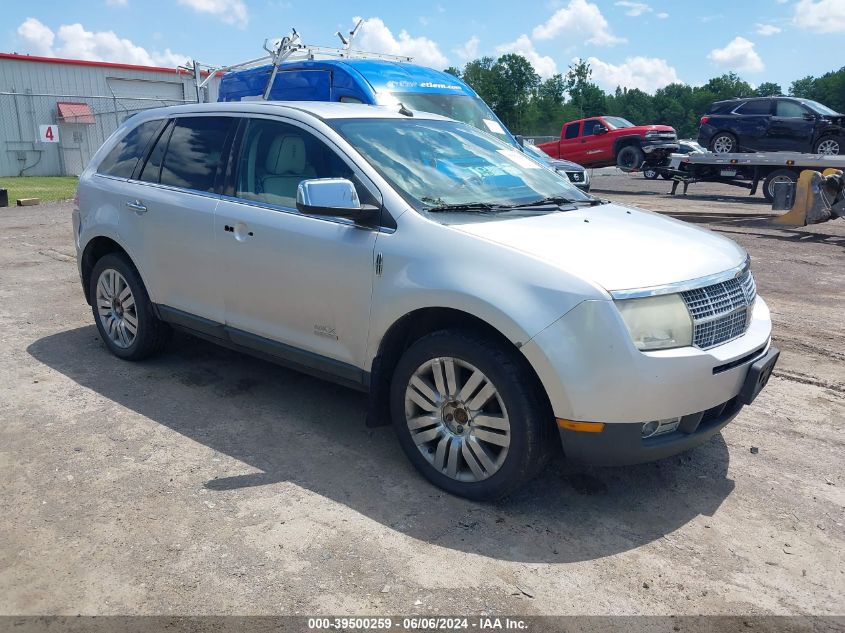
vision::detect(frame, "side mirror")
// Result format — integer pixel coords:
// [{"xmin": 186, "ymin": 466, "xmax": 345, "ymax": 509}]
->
[
  {"xmin": 802, "ymin": 112, "xmax": 816, "ymax": 121},
  {"xmin": 296, "ymin": 178, "xmax": 379, "ymax": 224},
  {"xmin": 594, "ymin": 125, "xmax": 608, "ymax": 135}
]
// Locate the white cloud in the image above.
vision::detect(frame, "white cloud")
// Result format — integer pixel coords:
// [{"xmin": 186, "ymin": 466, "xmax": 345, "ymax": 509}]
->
[
  {"xmin": 615, "ymin": 1, "xmax": 651, "ymax": 17},
  {"xmin": 177, "ymin": 0, "xmax": 248, "ymax": 28},
  {"xmin": 353, "ymin": 17, "xmax": 448, "ymax": 68},
  {"xmin": 755, "ymin": 23, "xmax": 781, "ymax": 35},
  {"xmin": 495, "ymin": 35, "xmax": 558, "ymax": 78},
  {"xmin": 533, "ymin": 0, "xmax": 626, "ymax": 45},
  {"xmin": 15, "ymin": 18, "xmax": 188, "ymax": 67},
  {"xmin": 16, "ymin": 18, "xmax": 54, "ymax": 56},
  {"xmin": 587, "ymin": 55, "xmax": 681, "ymax": 93},
  {"xmin": 793, "ymin": 0, "xmax": 845, "ymax": 33},
  {"xmin": 453, "ymin": 36, "xmax": 480, "ymax": 62},
  {"xmin": 106, "ymin": 0, "xmax": 128, "ymax": 6},
  {"xmin": 656, "ymin": 12, "xmax": 669, "ymax": 19},
  {"xmin": 707, "ymin": 36, "xmax": 764, "ymax": 73}
]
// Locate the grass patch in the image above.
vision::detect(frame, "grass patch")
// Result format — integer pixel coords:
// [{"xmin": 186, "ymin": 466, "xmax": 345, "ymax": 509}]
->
[{"xmin": 0, "ymin": 176, "xmax": 78, "ymax": 204}]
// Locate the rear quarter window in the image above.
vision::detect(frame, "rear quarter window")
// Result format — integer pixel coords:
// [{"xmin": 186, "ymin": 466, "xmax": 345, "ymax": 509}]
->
[{"xmin": 97, "ymin": 119, "xmax": 165, "ymax": 178}]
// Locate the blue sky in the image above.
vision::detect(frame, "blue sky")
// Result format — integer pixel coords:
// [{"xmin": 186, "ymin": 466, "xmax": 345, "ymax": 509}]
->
[{"xmin": 4, "ymin": 0, "xmax": 843, "ymax": 94}]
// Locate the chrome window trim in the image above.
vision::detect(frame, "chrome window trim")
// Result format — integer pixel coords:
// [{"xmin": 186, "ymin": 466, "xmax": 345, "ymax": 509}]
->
[{"xmin": 610, "ymin": 257, "xmax": 751, "ymax": 300}]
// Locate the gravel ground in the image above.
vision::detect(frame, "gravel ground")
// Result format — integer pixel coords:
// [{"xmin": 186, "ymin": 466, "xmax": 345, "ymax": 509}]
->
[{"xmin": 1, "ymin": 172, "xmax": 843, "ymax": 618}]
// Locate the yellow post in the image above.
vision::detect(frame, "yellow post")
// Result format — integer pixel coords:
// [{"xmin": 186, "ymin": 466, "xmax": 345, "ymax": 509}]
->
[{"xmin": 773, "ymin": 170, "xmax": 816, "ymax": 226}]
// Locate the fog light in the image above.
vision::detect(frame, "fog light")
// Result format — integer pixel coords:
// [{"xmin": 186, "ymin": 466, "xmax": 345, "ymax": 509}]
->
[
  {"xmin": 641, "ymin": 421, "xmax": 659, "ymax": 438},
  {"xmin": 642, "ymin": 416, "xmax": 682, "ymax": 439}
]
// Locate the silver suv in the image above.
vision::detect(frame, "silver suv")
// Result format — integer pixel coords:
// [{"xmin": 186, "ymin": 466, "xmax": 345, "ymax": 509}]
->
[{"xmin": 74, "ymin": 102, "xmax": 778, "ymax": 500}]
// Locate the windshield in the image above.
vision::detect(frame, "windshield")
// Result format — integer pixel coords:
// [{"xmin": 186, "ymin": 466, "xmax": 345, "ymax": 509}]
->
[
  {"xmin": 388, "ymin": 92, "xmax": 517, "ymax": 146},
  {"xmin": 331, "ymin": 118, "xmax": 590, "ymax": 211},
  {"xmin": 803, "ymin": 100, "xmax": 840, "ymax": 116},
  {"xmin": 602, "ymin": 116, "xmax": 635, "ymax": 129}
]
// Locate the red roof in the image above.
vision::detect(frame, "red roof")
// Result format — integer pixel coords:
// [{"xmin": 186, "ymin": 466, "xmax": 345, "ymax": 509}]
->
[
  {"xmin": 57, "ymin": 102, "xmax": 95, "ymax": 124},
  {"xmin": 0, "ymin": 52, "xmax": 222, "ymax": 76}
]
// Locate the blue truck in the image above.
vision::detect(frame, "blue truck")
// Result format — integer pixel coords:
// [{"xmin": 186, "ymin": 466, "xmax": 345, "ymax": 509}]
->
[{"xmin": 217, "ymin": 58, "xmax": 590, "ymax": 191}]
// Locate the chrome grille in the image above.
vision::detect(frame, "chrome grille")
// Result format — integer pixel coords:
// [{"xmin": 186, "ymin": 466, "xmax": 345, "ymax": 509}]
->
[{"xmin": 681, "ymin": 271, "xmax": 756, "ymax": 349}]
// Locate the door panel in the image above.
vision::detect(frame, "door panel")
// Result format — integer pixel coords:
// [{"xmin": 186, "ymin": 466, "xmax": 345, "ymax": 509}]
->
[
  {"xmin": 558, "ymin": 122, "xmax": 581, "ymax": 161},
  {"xmin": 579, "ymin": 119, "xmax": 611, "ymax": 164},
  {"xmin": 113, "ymin": 116, "xmax": 235, "ymax": 322},
  {"xmin": 767, "ymin": 100, "xmax": 815, "ymax": 151},
  {"xmin": 214, "ymin": 117, "xmax": 378, "ymax": 368},
  {"xmin": 213, "ymin": 201, "xmax": 377, "ymax": 366}
]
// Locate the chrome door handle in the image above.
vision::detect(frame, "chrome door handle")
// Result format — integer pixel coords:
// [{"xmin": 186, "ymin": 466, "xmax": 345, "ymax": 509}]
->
[{"xmin": 125, "ymin": 200, "xmax": 147, "ymax": 214}]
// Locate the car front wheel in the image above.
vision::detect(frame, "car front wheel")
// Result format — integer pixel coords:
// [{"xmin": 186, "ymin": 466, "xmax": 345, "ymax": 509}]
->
[
  {"xmin": 814, "ymin": 137, "xmax": 840, "ymax": 155},
  {"xmin": 390, "ymin": 330, "xmax": 553, "ymax": 500}
]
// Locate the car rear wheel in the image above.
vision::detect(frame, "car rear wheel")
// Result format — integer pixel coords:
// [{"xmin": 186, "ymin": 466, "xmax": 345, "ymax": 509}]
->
[
  {"xmin": 616, "ymin": 145, "xmax": 645, "ymax": 172},
  {"xmin": 762, "ymin": 168, "xmax": 797, "ymax": 203},
  {"xmin": 89, "ymin": 253, "xmax": 171, "ymax": 360},
  {"xmin": 390, "ymin": 330, "xmax": 554, "ymax": 500},
  {"xmin": 814, "ymin": 137, "xmax": 840, "ymax": 155},
  {"xmin": 710, "ymin": 132, "xmax": 737, "ymax": 154}
]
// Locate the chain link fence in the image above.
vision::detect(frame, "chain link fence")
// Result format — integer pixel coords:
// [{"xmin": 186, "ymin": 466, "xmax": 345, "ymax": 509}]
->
[{"xmin": 0, "ymin": 92, "xmax": 198, "ymax": 177}]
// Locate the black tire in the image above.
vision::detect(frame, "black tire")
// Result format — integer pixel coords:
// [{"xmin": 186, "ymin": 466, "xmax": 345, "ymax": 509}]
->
[
  {"xmin": 813, "ymin": 136, "xmax": 841, "ymax": 155},
  {"xmin": 390, "ymin": 330, "xmax": 554, "ymax": 501},
  {"xmin": 762, "ymin": 168, "xmax": 798, "ymax": 203},
  {"xmin": 616, "ymin": 145, "xmax": 645, "ymax": 172},
  {"xmin": 643, "ymin": 167, "xmax": 660, "ymax": 180},
  {"xmin": 710, "ymin": 132, "xmax": 737, "ymax": 154},
  {"xmin": 89, "ymin": 252, "xmax": 170, "ymax": 360}
]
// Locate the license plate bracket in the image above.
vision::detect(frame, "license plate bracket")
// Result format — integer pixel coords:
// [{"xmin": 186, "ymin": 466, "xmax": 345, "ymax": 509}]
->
[{"xmin": 739, "ymin": 347, "xmax": 780, "ymax": 405}]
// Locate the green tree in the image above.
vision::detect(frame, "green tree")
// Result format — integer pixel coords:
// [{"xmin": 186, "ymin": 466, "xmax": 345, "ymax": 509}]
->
[{"xmin": 755, "ymin": 81, "xmax": 783, "ymax": 96}]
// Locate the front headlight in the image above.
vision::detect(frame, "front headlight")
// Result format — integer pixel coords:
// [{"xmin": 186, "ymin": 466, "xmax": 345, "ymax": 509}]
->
[{"xmin": 615, "ymin": 294, "xmax": 693, "ymax": 351}]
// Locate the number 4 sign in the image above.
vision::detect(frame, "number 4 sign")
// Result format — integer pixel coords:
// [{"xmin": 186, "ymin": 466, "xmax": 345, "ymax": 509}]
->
[{"xmin": 39, "ymin": 124, "xmax": 60, "ymax": 143}]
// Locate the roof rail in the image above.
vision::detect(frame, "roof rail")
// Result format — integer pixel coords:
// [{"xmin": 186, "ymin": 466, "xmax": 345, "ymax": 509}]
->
[{"xmin": 182, "ymin": 23, "xmax": 413, "ymax": 102}]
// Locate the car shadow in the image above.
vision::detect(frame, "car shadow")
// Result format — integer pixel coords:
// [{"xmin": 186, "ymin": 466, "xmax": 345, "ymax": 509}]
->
[{"xmin": 28, "ymin": 326, "xmax": 736, "ymax": 564}]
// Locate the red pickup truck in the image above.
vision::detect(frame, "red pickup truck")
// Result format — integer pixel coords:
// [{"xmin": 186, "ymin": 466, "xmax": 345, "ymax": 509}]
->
[{"xmin": 537, "ymin": 116, "xmax": 679, "ymax": 171}]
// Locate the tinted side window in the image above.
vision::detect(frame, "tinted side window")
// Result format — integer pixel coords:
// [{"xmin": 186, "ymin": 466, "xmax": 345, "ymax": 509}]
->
[
  {"xmin": 159, "ymin": 117, "xmax": 234, "ymax": 192},
  {"xmin": 776, "ymin": 100, "xmax": 809, "ymax": 118},
  {"xmin": 564, "ymin": 123, "xmax": 580, "ymax": 139},
  {"xmin": 235, "ymin": 118, "xmax": 374, "ymax": 209},
  {"xmin": 97, "ymin": 119, "xmax": 164, "ymax": 178},
  {"xmin": 735, "ymin": 99, "xmax": 771, "ymax": 115},
  {"xmin": 582, "ymin": 120, "xmax": 601, "ymax": 136},
  {"xmin": 138, "ymin": 121, "xmax": 173, "ymax": 184}
]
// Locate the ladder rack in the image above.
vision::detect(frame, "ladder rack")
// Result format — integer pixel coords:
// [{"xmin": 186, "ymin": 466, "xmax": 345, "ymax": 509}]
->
[{"xmin": 180, "ymin": 21, "xmax": 412, "ymax": 102}]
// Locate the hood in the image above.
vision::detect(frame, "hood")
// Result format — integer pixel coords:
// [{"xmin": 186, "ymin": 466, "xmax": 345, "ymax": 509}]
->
[
  {"xmin": 633, "ymin": 124, "xmax": 676, "ymax": 133},
  {"xmin": 451, "ymin": 203, "xmax": 746, "ymax": 293},
  {"xmin": 547, "ymin": 157, "xmax": 585, "ymax": 171}
]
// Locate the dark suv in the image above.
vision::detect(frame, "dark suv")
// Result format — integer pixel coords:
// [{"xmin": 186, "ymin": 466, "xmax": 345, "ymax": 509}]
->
[{"xmin": 698, "ymin": 97, "xmax": 843, "ymax": 155}]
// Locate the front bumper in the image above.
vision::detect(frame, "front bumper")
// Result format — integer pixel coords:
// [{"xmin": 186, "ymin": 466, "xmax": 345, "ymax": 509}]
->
[
  {"xmin": 560, "ymin": 396, "xmax": 743, "ymax": 466},
  {"xmin": 561, "ymin": 169, "xmax": 590, "ymax": 191},
  {"xmin": 522, "ymin": 297, "xmax": 776, "ymax": 466},
  {"xmin": 559, "ymin": 344, "xmax": 778, "ymax": 465},
  {"xmin": 522, "ymin": 298, "xmax": 773, "ymax": 424}
]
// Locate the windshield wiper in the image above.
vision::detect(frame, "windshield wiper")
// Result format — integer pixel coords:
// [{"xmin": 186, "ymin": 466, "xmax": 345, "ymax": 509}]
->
[
  {"xmin": 425, "ymin": 202, "xmax": 498, "ymax": 213},
  {"xmin": 504, "ymin": 196, "xmax": 578, "ymax": 209}
]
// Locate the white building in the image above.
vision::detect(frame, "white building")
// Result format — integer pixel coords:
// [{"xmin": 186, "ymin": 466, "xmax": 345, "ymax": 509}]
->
[{"xmin": 0, "ymin": 53, "xmax": 220, "ymax": 177}]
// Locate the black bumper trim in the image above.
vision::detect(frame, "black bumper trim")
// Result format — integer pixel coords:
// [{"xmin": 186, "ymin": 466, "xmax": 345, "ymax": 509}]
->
[{"xmin": 559, "ymin": 398, "xmax": 743, "ymax": 467}]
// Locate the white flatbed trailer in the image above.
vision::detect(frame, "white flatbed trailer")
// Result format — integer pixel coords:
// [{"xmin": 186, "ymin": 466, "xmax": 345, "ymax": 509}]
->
[{"xmin": 666, "ymin": 151, "xmax": 845, "ymax": 201}]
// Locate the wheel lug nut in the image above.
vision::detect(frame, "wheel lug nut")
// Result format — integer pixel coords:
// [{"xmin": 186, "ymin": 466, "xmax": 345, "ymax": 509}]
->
[{"xmin": 456, "ymin": 425, "xmax": 464, "ymax": 433}]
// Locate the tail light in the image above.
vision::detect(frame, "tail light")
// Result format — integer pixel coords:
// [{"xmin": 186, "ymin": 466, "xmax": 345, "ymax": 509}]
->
[{"xmin": 700, "ymin": 116, "xmax": 710, "ymax": 126}]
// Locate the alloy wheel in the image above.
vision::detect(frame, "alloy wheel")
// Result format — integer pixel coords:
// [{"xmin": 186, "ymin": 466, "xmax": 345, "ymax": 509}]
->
[
  {"xmin": 712, "ymin": 135, "xmax": 734, "ymax": 153},
  {"xmin": 404, "ymin": 357, "xmax": 511, "ymax": 483},
  {"xmin": 96, "ymin": 268, "xmax": 138, "ymax": 349},
  {"xmin": 817, "ymin": 139, "xmax": 840, "ymax": 155}
]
